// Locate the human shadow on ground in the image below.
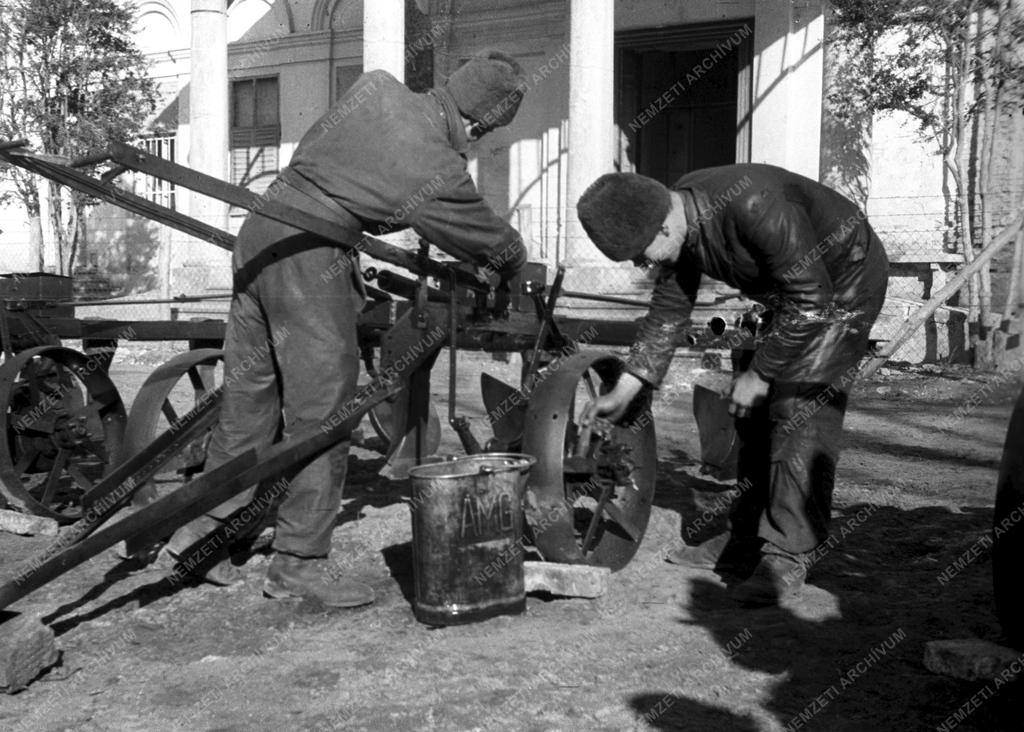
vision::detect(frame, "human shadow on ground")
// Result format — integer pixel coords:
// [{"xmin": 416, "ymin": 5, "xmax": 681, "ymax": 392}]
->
[
  {"xmin": 651, "ymin": 447, "xmax": 746, "ymax": 547},
  {"xmin": 627, "ymin": 693, "xmax": 760, "ymax": 730},
  {"xmin": 661, "ymin": 502, "xmax": 1024, "ymax": 730}
]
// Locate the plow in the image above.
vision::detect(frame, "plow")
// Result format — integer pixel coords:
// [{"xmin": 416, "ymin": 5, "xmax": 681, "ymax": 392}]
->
[{"xmin": 0, "ymin": 138, "xmax": 758, "ymax": 616}]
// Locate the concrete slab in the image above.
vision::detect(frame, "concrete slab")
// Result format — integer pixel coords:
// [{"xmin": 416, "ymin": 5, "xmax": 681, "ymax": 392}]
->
[
  {"xmin": 0, "ymin": 509, "xmax": 59, "ymax": 537},
  {"xmin": 524, "ymin": 561, "xmax": 610, "ymax": 598},
  {"xmin": 0, "ymin": 614, "xmax": 60, "ymax": 693},
  {"xmin": 924, "ymin": 639, "xmax": 1023, "ymax": 681}
]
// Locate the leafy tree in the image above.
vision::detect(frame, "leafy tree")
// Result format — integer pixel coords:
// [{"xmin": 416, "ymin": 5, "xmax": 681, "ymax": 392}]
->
[
  {"xmin": 0, "ymin": 0, "xmax": 158, "ymax": 274},
  {"xmin": 827, "ymin": 0, "xmax": 1024, "ymax": 367}
]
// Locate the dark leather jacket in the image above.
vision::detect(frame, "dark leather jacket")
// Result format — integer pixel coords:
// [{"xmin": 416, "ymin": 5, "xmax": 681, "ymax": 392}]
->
[
  {"xmin": 284, "ymin": 70, "xmax": 526, "ymax": 277},
  {"xmin": 625, "ymin": 164, "xmax": 889, "ymax": 386}
]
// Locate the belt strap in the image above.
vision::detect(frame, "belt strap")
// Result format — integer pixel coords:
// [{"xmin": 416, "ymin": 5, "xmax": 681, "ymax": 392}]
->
[
  {"xmin": 277, "ymin": 167, "xmax": 363, "ymax": 233},
  {"xmin": 274, "ymin": 167, "xmax": 369, "ymax": 300}
]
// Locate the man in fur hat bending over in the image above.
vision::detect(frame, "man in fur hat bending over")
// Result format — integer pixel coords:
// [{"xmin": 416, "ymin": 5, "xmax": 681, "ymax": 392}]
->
[
  {"xmin": 578, "ymin": 165, "xmax": 888, "ymax": 606},
  {"xmin": 157, "ymin": 50, "xmax": 528, "ymax": 607}
]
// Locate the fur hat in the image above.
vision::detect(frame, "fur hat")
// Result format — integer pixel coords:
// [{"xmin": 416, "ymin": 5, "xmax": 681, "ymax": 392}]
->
[
  {"xmin": 576, "ymin": 173, "xmax": 672, "ymax": 261},
  {"xmin": 445, "ymin": 49, "xmax": 527, "ymax": 130}
]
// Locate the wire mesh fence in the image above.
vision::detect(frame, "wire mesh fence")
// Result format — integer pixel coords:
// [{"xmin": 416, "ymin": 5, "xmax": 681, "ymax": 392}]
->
[{"xmin": 3, "ymin": 188, "xmax": 1021, "ymax": 369}]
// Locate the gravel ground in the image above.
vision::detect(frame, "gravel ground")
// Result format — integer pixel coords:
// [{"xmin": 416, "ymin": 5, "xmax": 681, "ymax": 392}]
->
[{"xmin": 0, "ymin": 345, "xmax": 1022, "ymax": 731}]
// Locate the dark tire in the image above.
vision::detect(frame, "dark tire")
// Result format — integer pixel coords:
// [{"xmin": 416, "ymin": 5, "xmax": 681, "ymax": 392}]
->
[{"xmin": 994, "ymin": 385, "xmax": 1024, "ymax": 649}]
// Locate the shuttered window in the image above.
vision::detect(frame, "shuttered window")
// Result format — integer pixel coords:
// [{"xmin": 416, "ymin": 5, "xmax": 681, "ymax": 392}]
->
[{"xmin": 230, "ymin": 76, "xmax": 280, "ymax": 193}]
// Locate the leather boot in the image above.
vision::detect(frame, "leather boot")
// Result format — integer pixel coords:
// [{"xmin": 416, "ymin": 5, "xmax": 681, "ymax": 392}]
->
[
  {"xmin": 155, "ymin": 515, "xmax": 242, "ymax": 586},
  {"xmin": 263, "ymin": 552, "xmax": 375, "ymax": 608},
  {"xmin": 665, "ymin": 531, "xmax": 762, "ymax": 573},
  {"xmin": 731, "ymin": 542, "xmax": 810, "ymax": 606}
]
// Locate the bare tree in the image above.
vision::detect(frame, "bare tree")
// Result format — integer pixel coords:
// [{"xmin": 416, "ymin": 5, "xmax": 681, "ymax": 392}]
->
[{"xmin": 828, "ymin": 0, "xmax": 1024, "ymax": 368}]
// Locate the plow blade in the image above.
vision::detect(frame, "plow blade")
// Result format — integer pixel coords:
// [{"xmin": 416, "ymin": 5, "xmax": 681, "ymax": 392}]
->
[
  {"xmin": 692, "ymin": 384, "xmax": 739, "ymax": 480},
  {"xmin": 481, "ymin": 373, "xmax": 525, "ymax": 447}
]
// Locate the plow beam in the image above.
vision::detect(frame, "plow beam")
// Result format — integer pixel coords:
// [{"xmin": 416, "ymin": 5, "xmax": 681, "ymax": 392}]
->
[{"xmin": 0, "ymin": 313, "xmax": 448, "ymax": 613}]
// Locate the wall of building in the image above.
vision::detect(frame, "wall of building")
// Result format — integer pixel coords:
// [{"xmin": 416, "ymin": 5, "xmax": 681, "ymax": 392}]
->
[{"xmin": 5, "ymin": 0, "xmax": 964, "ymax": 354}]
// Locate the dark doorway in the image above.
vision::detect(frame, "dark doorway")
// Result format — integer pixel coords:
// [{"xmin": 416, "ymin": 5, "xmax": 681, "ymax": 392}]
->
[{"xmin": 616, "ymin": 20, "xmax": 754, "ymax": 187}]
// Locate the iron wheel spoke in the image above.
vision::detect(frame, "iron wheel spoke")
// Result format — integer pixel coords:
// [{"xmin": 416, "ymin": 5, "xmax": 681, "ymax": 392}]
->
[
  {"xmin": 78, "ymin": 437, "xmax": 109, "ymax": 463},
  {"xmin": 187, "ymin": 365, "xmax": 210, "ymax": 395},
  {"xmin": 160, "ymin": 399, "xmax": 179, "ymax": 425},
  {"xmin": 37, "ymin": 449, "xmax": 69, "ymax": 506},
  {"xmin": 66, "ymin": 462, "xmax": 95, "ymax": 492}
]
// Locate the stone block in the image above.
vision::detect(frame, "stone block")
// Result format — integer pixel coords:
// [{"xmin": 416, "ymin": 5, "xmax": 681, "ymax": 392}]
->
[
  {"xmin": 924, "ymin": 639, "xmax": 1023, "ymax": 681},
  {"xmin": 0, "ymin": 614, "xmax": 60, "ymax": 693},
  {"xmin": 0, "ymin": 509, "xmax": 59, "ymax": 537},
  {"xmin": 524, "ymin": 561, "xmax": 610, "ymax": 598}
]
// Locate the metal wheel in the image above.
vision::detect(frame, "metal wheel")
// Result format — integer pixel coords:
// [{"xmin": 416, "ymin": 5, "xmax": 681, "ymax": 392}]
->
[
  {"xmin": 521, "ymin": 351, "xmax": 656, "ymax": 570},
  {"xmin": 0, "ymin": 346, "xmax": 126, "ymax": 522},
  {"xmin": 994, "ymin": 384, "xmax": 1024, "ymax": 649},
  {"xmin": 124, "ymin": 349, "xmax": 223, "ymax": 503},
  {"xmin": 367, "ymin": 392, "xmax": 441, "ymax": 453},
  {"xmin": 361, "ymin": 348, "xmax": 441, "ymax": 454}
]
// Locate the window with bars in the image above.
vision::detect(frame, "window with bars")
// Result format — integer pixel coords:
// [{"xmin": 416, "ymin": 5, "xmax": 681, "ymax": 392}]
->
[
  {"xmin": 137, "ymin": 135, "xmax": 176, "ymax": 209},
  {"xmin": 230, "ymin": 76, "xmax": 280, "ymax": 195}
]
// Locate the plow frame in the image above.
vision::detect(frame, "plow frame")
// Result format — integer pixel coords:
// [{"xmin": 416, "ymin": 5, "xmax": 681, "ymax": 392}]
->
[{"xmin": 0, "ymin": 139, "xmax": 756, "ymax": 612}]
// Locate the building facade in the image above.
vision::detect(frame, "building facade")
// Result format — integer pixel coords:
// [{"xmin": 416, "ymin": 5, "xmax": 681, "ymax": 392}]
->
[{"xmin": 5, "ymin": 0, "xmax": 1003, "ymax": 360}]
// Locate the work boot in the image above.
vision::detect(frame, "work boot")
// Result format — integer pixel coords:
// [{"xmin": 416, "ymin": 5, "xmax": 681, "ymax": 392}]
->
[
  {"xmin": 665, "ymin": 532, "xmax": 762, "ymax": 573},
  {"xmin": 731, "ymin": 542, "xmax": 810, "ymax": 607},
  {"xmin": 263, "ymin": 553, "xmax": 375, "ymax": 608},
  {"xmin": 154, "ymin": 515, "xmax": 243, "ymax": 586}
]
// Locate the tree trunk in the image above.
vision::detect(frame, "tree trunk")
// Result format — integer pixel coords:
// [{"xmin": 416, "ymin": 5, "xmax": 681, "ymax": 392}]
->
[
  {"xmin": 951, "ymin": 11, "xmax": 981, "ymax": 364},
  {"xmin": 27, "ymin": 215, "xmax": 44, "ymax": 272},
  {"xmin": 973, "ymin": 1, "xmax": 1007, "ymax": 369}
]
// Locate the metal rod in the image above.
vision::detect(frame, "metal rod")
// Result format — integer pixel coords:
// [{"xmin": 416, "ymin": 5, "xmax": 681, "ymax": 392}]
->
[
  {"xmin": 560, "ymin": 290, "xmax": 650, "ymax": 308},
  {"xmin": 52, "ymin": 294, "xmax": 234, "ymax": 307},
  {"xmin": 524, "ymin": 265, "xmax": 566, "ymax": 389},
  {"xmin": 448, "ymin": 271, "xmax": 459, "ymax": 429}
]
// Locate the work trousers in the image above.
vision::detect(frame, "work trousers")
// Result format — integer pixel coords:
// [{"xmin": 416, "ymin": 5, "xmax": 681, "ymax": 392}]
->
[
  {"xmin": 730, "ymin": 239, "xmax": 888, "ymax": 555},
  {"xmin": 202, "ymin": 187, "xmax": 363, "ymax": 557}
]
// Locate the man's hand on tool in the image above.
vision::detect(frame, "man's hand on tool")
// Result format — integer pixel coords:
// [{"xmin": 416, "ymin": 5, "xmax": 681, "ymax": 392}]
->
[
  {"xmin": 581, "ymin": 372, "xmax": 645, "ymax": 427},
  {"xmin": 729, "ymin": 370, "xmax": 770, "ymax": 419}
]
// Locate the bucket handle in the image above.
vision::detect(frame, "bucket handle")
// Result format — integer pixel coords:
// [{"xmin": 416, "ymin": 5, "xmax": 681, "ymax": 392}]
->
[{"xmin": 478, "ymin": 460, "xmax": 532, "ymax": 476}]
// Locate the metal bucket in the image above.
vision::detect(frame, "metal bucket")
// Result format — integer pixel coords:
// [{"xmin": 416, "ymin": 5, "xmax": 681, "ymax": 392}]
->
[{"xmin": 407, "ymin": 453, "xmax": 535, "ymax": 626}]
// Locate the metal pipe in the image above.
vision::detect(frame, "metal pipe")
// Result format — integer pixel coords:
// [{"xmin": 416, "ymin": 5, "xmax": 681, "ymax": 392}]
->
[
  {"xmin": 49, "ymin": 294, "xmax": 233, "ymax": 307},
  {"xmin": 560, "ymin": 290, "xmax": 649, "ymax": 308},
  {"xmin": 708, "ymin": 316, "xmax": 727, "ymax": 336},
  {"xmin": 376, "ymin": 270, "xmax": 453, "ymax": 303}
]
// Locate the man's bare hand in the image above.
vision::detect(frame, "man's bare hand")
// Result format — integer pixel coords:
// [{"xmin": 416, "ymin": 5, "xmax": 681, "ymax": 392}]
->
[
  {"xmin": 729, "ymin": 370, "xmax": 770, "ymax": 418},
  {"xmin": 581, "ymin": 372, "xmax": 645, "ymax": 427}
]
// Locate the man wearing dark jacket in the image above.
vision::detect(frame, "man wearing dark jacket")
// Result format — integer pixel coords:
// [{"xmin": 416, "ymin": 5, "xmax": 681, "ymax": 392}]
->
[
  {"xmin": 577, "ymin": 165, "xmax": 888, "ymax": 606},
  {"xmin": 160, "ymin": 50, "xmax": 528, "ymax": 607}
]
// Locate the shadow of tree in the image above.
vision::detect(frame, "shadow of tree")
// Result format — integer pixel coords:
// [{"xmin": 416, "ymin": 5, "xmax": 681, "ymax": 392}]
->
[{"xmin": 87, "ymin": 207, "xmax": 163, "ymax": 296}]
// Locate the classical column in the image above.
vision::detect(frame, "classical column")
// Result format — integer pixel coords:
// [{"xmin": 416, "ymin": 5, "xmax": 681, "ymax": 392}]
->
[
  {"xmin": 189, "ymin": 0, "xmax": 229, "ymax": 213},
  {"xmin": 364, "ymin": 0, "xmax": 406, "ymax": 81},
  {"xmin": 187, "ymin": 0, "xmax": 230, "ymax": 289},
  {"xmin": 566, "ymin": 0, "xmax": 615, "ymax": 263}
]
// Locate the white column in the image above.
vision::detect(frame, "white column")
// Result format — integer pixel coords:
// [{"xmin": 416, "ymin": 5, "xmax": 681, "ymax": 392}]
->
[
  {"xmin": 566, "ymin": 0, "xmax": 615, "ymax": 262},
  {"xmin": 363, "ymin": 0, "xmax": 405, "ymax": 81},
  {"xmin": 189, "ymin": 0, "xmax": 229, "ymax": 207},
  {"xmin": 188, "ymin": 0, "xmax": 230, "ymax": 288}
]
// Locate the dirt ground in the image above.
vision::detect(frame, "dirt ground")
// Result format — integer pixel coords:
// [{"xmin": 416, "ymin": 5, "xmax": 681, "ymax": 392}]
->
[{"xmin": 1, "ymin": 345, "xmax": 1023, "ymax": 732}]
